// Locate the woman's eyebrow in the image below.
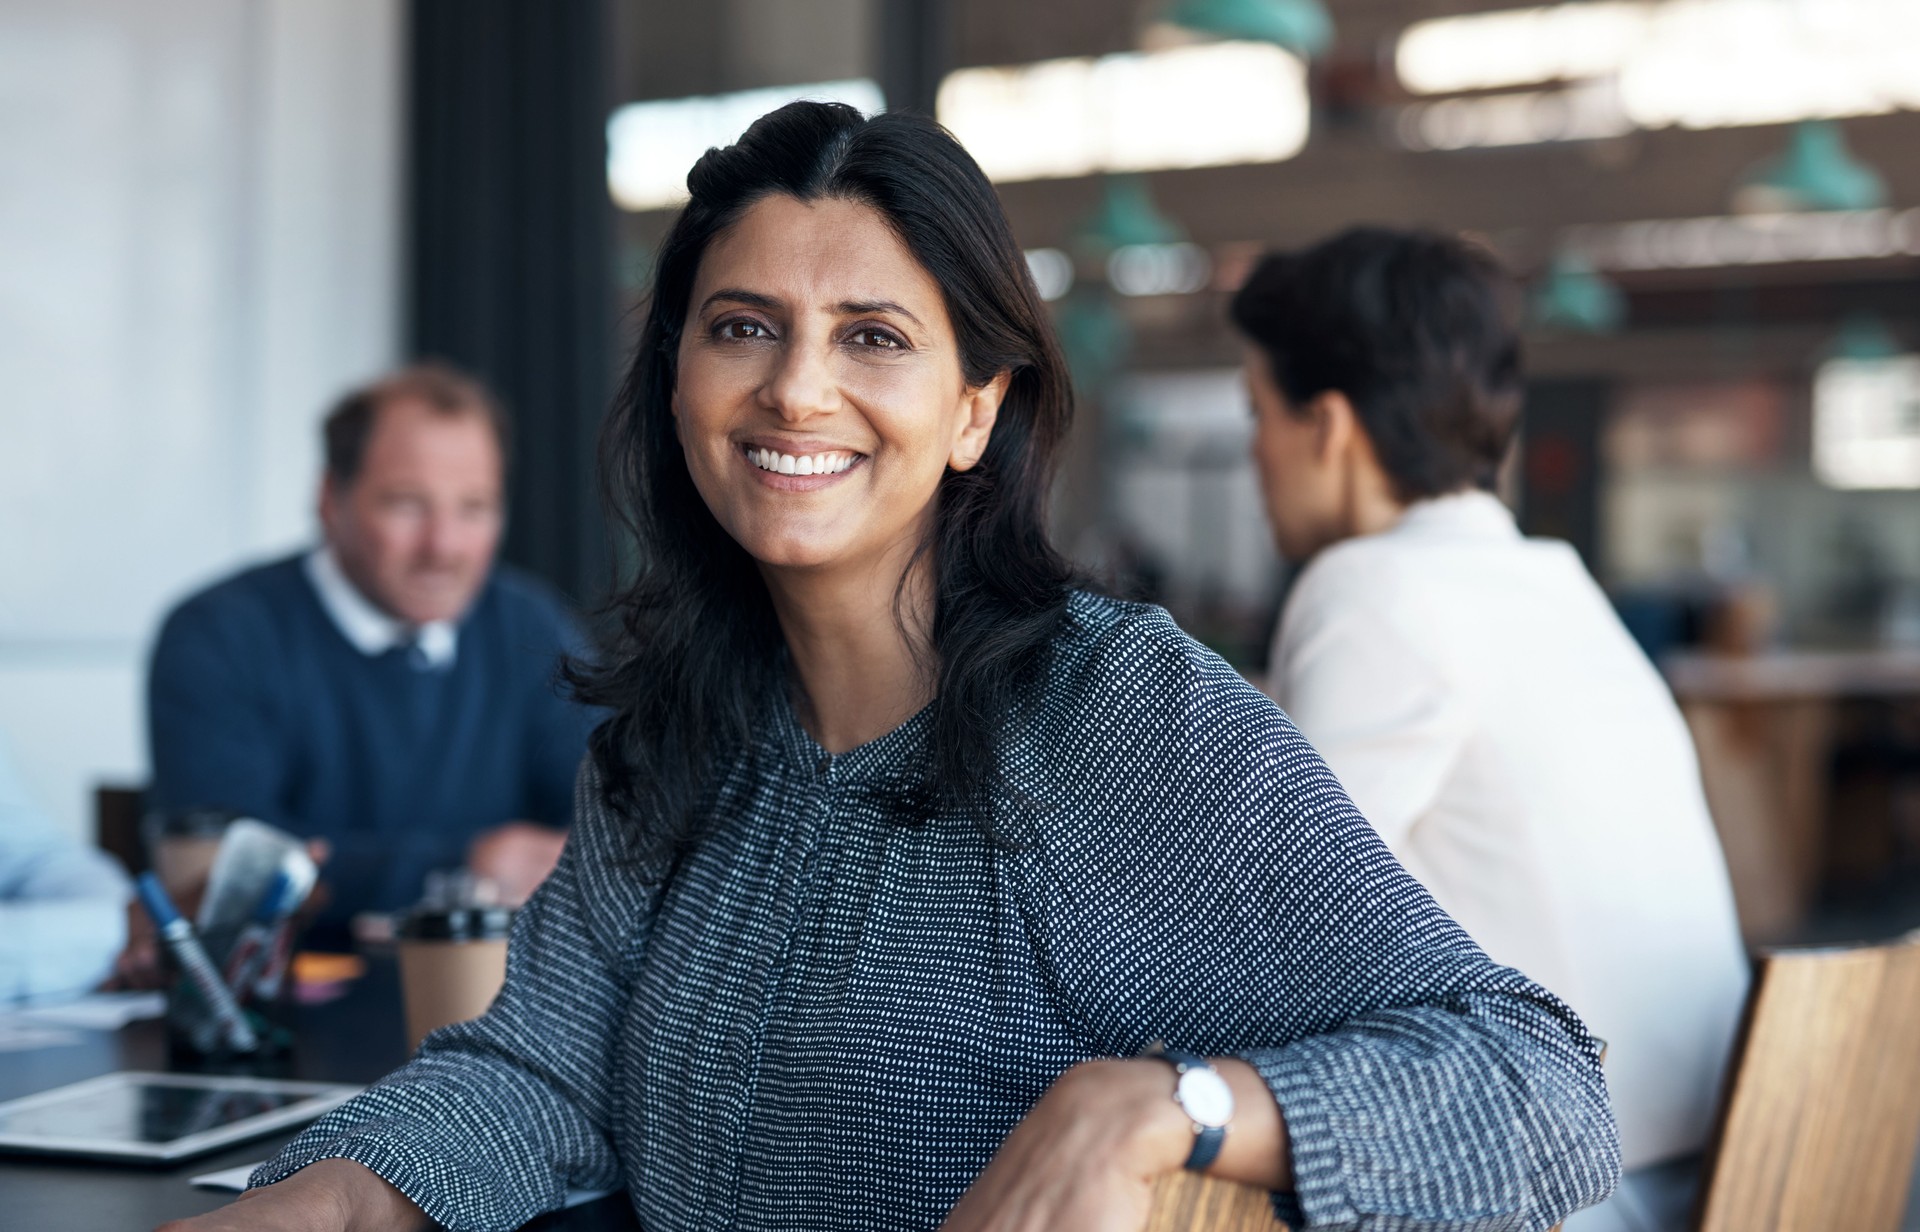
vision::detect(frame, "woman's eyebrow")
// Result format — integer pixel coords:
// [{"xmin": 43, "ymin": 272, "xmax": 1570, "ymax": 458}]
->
[
  {"xmin": 699, "ymin": 288, "xmax": 782, "ymax": 315},
  {"xmin": 838, "ymin": 299, "xmax": 925, "ymax": 329}
]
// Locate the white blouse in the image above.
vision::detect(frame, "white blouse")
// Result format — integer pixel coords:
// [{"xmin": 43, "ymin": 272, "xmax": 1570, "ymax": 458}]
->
[{"xmin": 1270, "ymin": 490, "xmax": 1748, "ymax": 1171}]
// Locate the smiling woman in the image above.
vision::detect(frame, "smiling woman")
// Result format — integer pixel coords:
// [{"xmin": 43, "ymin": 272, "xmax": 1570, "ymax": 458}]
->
[
  {"xmin": 584, "ymin": 101, "xmax": 1074, "ymax": 834},
  {"xmin": 165, "ymin": 102, "xmax": 1621, "ymax": 1232}
]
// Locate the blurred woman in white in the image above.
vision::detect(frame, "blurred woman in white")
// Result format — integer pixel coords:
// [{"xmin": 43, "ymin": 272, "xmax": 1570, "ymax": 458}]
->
[{"xmin": 1233, "ymin": 227, "xmax": 1749, "ymax": 1232}]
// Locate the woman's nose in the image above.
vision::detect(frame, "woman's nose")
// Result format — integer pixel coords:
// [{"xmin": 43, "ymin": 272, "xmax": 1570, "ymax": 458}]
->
[{"xmin": 761, "ymin": 342, "xmax": 841, "ymax": 422}]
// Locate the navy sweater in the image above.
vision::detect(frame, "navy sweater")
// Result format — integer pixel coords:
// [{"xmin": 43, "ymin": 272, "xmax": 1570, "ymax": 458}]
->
[{"xmin": 148, "ymin": 554, "xmax": 600, "ymax": 940}]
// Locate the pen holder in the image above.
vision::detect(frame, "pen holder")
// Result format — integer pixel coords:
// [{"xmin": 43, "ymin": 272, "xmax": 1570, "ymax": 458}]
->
[{"xmin": 163, "ymin": 912, "xmax": 301, "ymax": 1069}]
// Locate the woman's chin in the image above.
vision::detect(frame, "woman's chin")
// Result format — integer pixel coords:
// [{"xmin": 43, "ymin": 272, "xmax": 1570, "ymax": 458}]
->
[{"xmin": 741, "ymin": 534, "xmax": 853, "ymax": 574}]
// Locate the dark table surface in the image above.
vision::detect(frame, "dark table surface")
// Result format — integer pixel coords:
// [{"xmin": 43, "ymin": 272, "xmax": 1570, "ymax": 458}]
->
[{"xmin": 0, "ymin": 959, "xmax": 640, "ymax": 1231}]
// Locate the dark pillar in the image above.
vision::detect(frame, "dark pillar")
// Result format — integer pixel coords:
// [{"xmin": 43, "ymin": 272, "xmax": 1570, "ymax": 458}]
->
[
  {"xmin": 879, "ymin": 0, "xmax": 951, "ymax": 117},
  {"xmin": 1517, "ymin": 378, "xmax": 1609, "ymax": 571},
  {"xmin": 408, "ymin": 0, "xmax": 614, "ymax": 605}
]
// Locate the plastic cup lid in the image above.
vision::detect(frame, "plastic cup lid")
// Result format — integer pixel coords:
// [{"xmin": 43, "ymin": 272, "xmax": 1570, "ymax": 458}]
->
[{"xmin": 397, "ymin": 904, "xmax": 516, "ymax": 942}]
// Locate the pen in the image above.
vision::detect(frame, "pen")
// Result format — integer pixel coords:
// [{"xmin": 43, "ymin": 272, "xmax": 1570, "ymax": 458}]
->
[
  {"xmin": 224, "ymin": 869, "xmax": 299, "ymax": 1002},
  {"xmin": 135, "ymin": 872, "xmax": 259, "ymax": 1052},
  {"xmin": 254, "ymin": 917, "xmax": 296, "ymax": 1002}
]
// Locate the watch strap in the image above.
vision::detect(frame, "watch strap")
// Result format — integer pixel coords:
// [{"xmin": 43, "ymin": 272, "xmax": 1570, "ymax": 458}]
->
[{"xmin": 1147, "ymin": 1045, "xmax": 1228, "ymax": 1172}]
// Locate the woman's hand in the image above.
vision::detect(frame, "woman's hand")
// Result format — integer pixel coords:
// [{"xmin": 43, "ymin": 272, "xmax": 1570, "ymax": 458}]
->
[
  {"xmin": 939, "ymin": 1059, "xmax": 1192, "ymax": 1232},
  {"xmin": 154, "ymin": 1160, "xmax": 430, "ymax": 1232}
]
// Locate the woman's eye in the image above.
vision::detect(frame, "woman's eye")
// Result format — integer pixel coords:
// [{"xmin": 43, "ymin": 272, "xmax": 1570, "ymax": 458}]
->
[
  {"xmin": 718, "ymin": 319, "xmax": 768, "ymax": 340},
  {"xmin": 851, "ymin": 327, "xmax": 904, "ymax": 350}
]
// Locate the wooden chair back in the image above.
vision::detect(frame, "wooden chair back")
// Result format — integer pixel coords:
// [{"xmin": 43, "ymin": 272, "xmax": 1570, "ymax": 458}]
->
[
  {"xmin": 1694, "ymin": 929, "xmax": 1920, "ymax": 1232},
  {"xmin": 94, "ymin": 783, "xmax": 147, "ymax": 874}
]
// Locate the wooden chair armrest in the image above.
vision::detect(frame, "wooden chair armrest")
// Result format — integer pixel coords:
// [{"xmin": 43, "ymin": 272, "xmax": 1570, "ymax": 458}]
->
[
  {"xmin": 1141, "ymin": 1170, "xmax": 1564, "ymax": 1231},
  {"xmin": 1144, "ymin": 1170, "xmax": 1289, "ymax": 1231}
]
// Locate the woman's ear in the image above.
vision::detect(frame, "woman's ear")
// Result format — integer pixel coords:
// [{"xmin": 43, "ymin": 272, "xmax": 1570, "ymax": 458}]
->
[
  {"xmin": 948, "ymin": 371, "xmax": 1012, "ymax": 472},
  {"xmin": 1307, "ymin": 390, "xmax": 1359, "ymax": 466}
]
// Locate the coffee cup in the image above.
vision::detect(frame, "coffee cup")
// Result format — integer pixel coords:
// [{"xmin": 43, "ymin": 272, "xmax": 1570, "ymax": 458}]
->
[
  {"xmin": 142, "ymin": 808, "xmax": 238, "ymax": 917},
  {"xmin": 395, "ymin": 904, "xmax": 515, "ymax": 1052}
]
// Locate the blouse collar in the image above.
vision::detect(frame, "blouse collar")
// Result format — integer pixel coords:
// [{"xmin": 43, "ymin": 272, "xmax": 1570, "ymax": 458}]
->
[{"xmin": 1391, "ymin": 489, "xmax": 1521, "ymax": 542}]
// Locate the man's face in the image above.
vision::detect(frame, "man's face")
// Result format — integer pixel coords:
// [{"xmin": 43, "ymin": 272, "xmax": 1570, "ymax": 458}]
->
[{"xmin": 320, "ymin": 398, "xmax": 505, "ymax": 625}]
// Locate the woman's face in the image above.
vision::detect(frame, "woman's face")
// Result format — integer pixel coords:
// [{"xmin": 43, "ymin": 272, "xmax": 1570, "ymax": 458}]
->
[
  {"xmin": 1244, "ymin": 347, "xmax": 1345, "ymax": 564},
  {"xmin": 673, "ymin": 194, "xmax": 1006, "ymax": 578}
]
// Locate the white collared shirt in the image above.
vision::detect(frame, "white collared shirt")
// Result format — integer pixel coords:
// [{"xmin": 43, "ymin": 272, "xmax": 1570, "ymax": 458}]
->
[
  {"xmin": 1271, "ymin": 490, "xmax": 1749, "ymax": 1170},
  {"xmin": 303, "ymin": 547, "xmax": 458, "ymax": 669}
]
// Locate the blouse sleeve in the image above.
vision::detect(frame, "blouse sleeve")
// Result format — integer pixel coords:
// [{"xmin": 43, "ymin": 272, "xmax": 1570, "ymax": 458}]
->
[
  {"xmin": 1018, "ymin": 606, "xmax": 1620, "ymax": 1231},
  {"xmin": 249, "ymin": 762, "xmax": 653, "ymax": 1232}
]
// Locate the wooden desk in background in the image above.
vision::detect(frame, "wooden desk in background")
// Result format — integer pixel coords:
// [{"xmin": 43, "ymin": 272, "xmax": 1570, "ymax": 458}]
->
[{"xmin": 1665, "ymin": 650, "xmax": 1920, "ymax": 944}]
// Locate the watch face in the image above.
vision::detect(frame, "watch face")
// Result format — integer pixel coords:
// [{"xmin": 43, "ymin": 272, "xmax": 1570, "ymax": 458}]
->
[{"xmin": 1176, "ymin": 1067, "xmax": 1234, "ymax": 1129}]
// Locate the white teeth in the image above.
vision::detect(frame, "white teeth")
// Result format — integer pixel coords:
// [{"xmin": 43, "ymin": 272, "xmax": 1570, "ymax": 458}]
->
[{"xmin": 745, "ymin": 447, "xmax": 855, "ymax": 476}]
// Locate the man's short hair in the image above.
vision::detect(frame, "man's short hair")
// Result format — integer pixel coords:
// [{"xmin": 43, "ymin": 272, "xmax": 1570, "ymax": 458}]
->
[
  {"xmin": 323, "ymin": 360, "xmax": 511, "ymax": 487},
  {"xmin": 1229, "ymin": 226, "xmax": 1523, "ymax": 501}
]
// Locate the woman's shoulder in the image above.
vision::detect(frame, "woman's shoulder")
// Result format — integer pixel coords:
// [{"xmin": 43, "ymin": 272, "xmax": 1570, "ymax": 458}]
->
[
  {"xmin": 1053, "ymin": 589, "xmax": 1202, "ymax": 673},
  {"xmin": 1041, "ymin": 589, "xmax": 1286, "ymax": 749}
]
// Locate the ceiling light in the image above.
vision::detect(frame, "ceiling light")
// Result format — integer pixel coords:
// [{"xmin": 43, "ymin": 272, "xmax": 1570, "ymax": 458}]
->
[
  {"xmin": 1160, "ymin": 0, "xmax": 1333, "ymax": 60},
  {"xmin": 1529, "ymin": 251, "xmax": 1626, "ymax": 334},
  {"xmin": 938, "ymin": 42, "xmax": 1308, "ymax": 183},
  {"xmin": 1732, "ymin": 121, "xmax": 1889, "ymax": 215},
  {"xmin": 1398, "ymin": 0, "xmax": 1920, "ymax": 133},
  {"xmin": 607, "ymin": 79, "xmax": 885, "ymax": 211}
]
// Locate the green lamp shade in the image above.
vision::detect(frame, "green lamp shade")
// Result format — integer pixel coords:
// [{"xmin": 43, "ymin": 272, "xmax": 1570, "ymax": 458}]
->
[
  {"xmin": 1163, "ymin": 0, "xmax": 1333, "ymax": 59},
  {"xmin": 1074, "ymin": 176, "xmax": 1187, "ymax": 255},
  {"xmin": 1736, "ymin": 121, "xmax": 1888, "ymax": 214},
  {"xmin": 1530, "ymin": 251, "xmax": 1626, "ymax": 334},
  {"xmin": 1057, "ymin": 288, "xmax": 1133, "ymax": 393},
  {"xmin": 1828, "ymin": 312, "xmax": 1904, "ymax": 362}
]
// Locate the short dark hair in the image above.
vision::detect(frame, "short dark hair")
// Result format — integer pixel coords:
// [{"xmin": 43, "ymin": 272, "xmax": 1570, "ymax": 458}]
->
[
  {"xmin": 1229, "ymin": 226, "xmax": 1523, "ymax": 500},
  {"xmin": 322, "ymin": 360, "xmax": 511, "ymax": 486}
]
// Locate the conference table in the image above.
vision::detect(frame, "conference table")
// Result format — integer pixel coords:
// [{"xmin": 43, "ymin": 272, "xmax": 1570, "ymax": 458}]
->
[{"xmin": 0, "ymin": 958, "xmax": 640, "ymax": 1231}]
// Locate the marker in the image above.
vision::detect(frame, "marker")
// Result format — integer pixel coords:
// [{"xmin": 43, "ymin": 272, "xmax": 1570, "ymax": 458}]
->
[
  {"xmin": 135, "ymin": 873, "xmax": 259, "ymax": 1052},
  {"xmin": 224, "ymin": 869, "xmax": 300, "ymax": 1001}
]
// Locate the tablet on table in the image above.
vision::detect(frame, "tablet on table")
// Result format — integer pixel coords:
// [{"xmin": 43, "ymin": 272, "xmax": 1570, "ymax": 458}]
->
[{"xmin": 0, "ymin": 1071, "xmax": 359, "ymax": 1164}]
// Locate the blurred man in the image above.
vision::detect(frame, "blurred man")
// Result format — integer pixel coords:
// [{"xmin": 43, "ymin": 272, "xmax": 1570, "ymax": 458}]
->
[
  {"xmin": 148, "ymin": 363, "xmax": 597, "ymax": 945},
  {"xmin": 0, "ymin": 730, "xmax": 130, "ymax": 1003},
  {"xmin": 1232, "ymin": 228, "xmax": 1748, "ymax": 1232}
]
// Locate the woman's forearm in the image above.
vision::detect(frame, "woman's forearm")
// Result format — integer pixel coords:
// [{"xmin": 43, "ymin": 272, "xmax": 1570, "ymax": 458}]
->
[{"xmin": 1204, "ymin": 1059, "xmax": 1292, "ymax": 1191}]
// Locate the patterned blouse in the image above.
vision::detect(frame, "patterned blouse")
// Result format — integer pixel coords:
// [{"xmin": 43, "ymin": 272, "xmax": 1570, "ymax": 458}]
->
[{"xmin": 256, "ymin": 592, "xmax": 1620, "ymax": 1230}]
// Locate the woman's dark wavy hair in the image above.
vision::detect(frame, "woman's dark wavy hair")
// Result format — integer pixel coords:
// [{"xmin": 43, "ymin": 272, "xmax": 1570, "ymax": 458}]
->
[{"xmin": 572, "ymin": 101, "xmax": 1077, "ymax": 858}]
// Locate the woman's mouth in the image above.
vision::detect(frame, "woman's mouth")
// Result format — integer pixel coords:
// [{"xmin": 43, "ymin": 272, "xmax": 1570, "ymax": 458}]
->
[{"xmin": 740, "ymin": 444, "xmax": 867, "ymax": 489}]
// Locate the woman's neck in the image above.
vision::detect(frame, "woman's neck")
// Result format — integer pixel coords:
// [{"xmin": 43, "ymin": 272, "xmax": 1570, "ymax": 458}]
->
[{"xmin": 760, "ymin": 542, "xmax": 935, "ymax": 755}]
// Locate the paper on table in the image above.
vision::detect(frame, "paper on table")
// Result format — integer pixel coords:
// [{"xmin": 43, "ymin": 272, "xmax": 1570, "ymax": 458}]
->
[
  {"xmin": 0, "ymin": 1022, "xmax": 85, "ymax": 1052},
  {"xmin": 10, "ymin": 991, "xmax": 165, "ymax": 1029},
  {"xmin": 191, "ymin": 1162, "xmax": 618, "ymax": 1209}
]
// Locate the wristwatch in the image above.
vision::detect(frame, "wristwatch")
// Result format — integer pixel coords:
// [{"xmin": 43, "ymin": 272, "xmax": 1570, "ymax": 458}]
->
[{"xmin": 1142, "ymin": 1042, "xmax": 1234, "ymax": 1172}]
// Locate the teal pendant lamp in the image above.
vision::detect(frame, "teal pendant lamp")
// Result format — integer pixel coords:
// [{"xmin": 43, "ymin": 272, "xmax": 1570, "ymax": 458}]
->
[
  {"xmin": 1074, "ymin": 175, "xmax": 1187, "ymax": 255},
  {"xmin": 1735, "ymin": 121, "xmax": 1888, "ymax": 214},
  {"xmin": 1162, "ymin": 0, "xmax": 1333, "ymax": 59},
  {"xmin": 1826, "ymin": 311, "xmax": 1904, "ymax": 362},
  {"xmin": 1530, "ymin": 251, "xmax": 1626, "ymax": 334},
  {"xmin": 1058, "ymin": 287, "xmax": 1134, "ymax": 393}
]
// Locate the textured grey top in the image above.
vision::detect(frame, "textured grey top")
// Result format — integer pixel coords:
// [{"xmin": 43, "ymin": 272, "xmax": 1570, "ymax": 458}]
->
[{"xmin": 256, "ymin": 592, "xmax": 1620, "ymax": 1230}]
